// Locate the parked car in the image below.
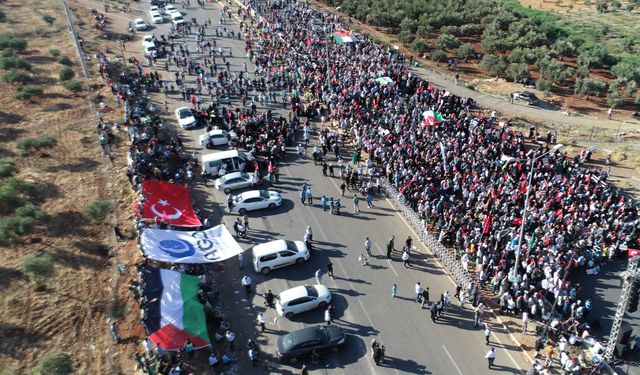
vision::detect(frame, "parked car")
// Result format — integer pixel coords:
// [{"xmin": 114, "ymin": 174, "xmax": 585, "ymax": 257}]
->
[
  {"xmin": 165, "ymin": 4, "xmax": 177, "ymax": 13},
  {"xmin": 198, "ymin": 129, "xmax": 235, "ymax": 149},
  {"xmin": 144, "ymin": 44, "xmax": 158, "ymax": 58},
  {"xmin": 141, "ymin": 35, "xmax": 154, "ymax": 47},
  {"xmin": 150, "ymin": 11, "xmax": 164, "ymax": 24},
  {"xmin": 214, "ymin": 171, "xmax": 260, "ymax": 194},
  {"xmin": 174, "ymin": 107, "xmax": 197, "ymax": 129},
  {"xmin": 511, "ymin": 91, "xmax": 539, "ymax": 105},
  {"xmin": 133, "ymin": 18, "xmax": 149, "ymax": 31},
  {"xmin": 276, "ymin": 285, "xmax": 332, "ymax": 319},
  {"xmin": 227, "ymin": 190, "xmax": 282, "ymax": 215},
  {"xmin": 252, "ymin": 239, "xmax": 310, "ymax": 274},
  {"xmin": 276, "ymin": 325, "xmax": 346, "ymax": 362}
]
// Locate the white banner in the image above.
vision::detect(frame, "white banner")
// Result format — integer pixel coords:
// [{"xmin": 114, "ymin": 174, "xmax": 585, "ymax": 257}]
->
[{"xmin": 140, "ymin": 225, "xmax": 243, "ymax": 263}]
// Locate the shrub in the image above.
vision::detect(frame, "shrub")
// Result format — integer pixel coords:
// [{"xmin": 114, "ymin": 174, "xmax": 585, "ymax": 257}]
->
[
  {"xmin": 42, "ymin": 14, "xmax": 55, "ymax": 25},
  {"xmin": 400, "ymin": 18, "xmax": 418, "ymax": 33},
  {"xmin": 83, "ymin": 200, "xmax": 113, "ymax": 224},
  {"xmin": 607, "ymin": 91, "xmax": 624, "ymax": 107},
  {"xmin": 0, "ymin": 10, "xmax": 6, "ymax": 22},
  {"xmin": 536, "ymin": 79, "xmax": 553, "ymax": 96},
  {"xmin": 412, "ymin": 39, "xmax": 430, "ymax": 53},
  {"xmin": 0, "ymin": 160, "xmax": 17, "ymax": 178},
  {"xmin": 459, "ymin": 24, "xmax": 482, "ymax": 36},
  {"xmin": 21, "ymin": 255, "xmax": 54, "ymax": 287},
  {"xmin": 506, "ymin": 63, "xmax": 530, "ymax": 82},
  {"xmin": 58, "ymin": 67, "xmax": 74, "ymax": 81},
  {"xmin": 596, "ymin": 0, "xmax": 608, "ymax": 12},
  {"xmin": 15, "ymin": 203, "xmax": 49, "ymax": 222},
  {"xmin": 0, "ymin": 216, "xmax": 35, "ymax": 245},
  {"xmin": 57, "ymin": 55, "xmax": 73, "ymax": 66},
  {"xmin": 3, "ymin": 69, "xmax": 32, "ymax": 84},
  {"xmin": 49, "ymin": 48, "xmax": 61, "ymax": 57},
  {"xmin": 625, "ymin": 81, "xmax": 637, "ymax": 97},
  {"xmin": 14, "ymin": 85, "xmax": 43, "ymax": 100},
  {"xmin": 440, "ymin": 25, "xmax": 460, "ymax": 36},
  {"xmin": 0, "ymin": 177, "xmax": 42, "ymax": 211},
  {"xmin": 62, "ymin": 81, "xmax": 82, "ymax": 92},
  {"xmin": 431, "ymin": 49, "xmax": 447, "ymax": 65},
  {"xmin": 16, "ymin": 135, "xmax": 57, "ymax": 156},
  {"xmin": 0, "ymin": 34, "xmax": 28, "ymax": 51},
  {"xmin": 0, "ymin": 56, "xmax": 31, "ymax": 70},
  {"xmin": 33, "ymin": 352, "xmax": 72, "ymax": 375},
  {"xmin": 1, "ymin": 48, "xmax": 14, "ymax": 58},
  {"xmin": 457, "ymin": 43, "xmax": 475, "ymax": 61},
  {"xmin": 417, "ymin": 25, "xmax": 433, "ymax": 38}
]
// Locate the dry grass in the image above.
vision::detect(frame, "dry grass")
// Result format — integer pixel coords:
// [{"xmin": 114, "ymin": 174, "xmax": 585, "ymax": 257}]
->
[{"xmin": 0, "ymin": 0, "xmax": 134, "ymax": 373}]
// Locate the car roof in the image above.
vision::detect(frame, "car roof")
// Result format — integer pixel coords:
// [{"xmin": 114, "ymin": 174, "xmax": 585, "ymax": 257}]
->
[
  {"xmin": 288, "ymin": 326, "xmax": 331, "ymax": 345},
  {"xmin": 252, "ymin": 239, "xmax": 287, "ymax": 256},
  {"xmin": 208, "ymin": 129, "xmax": 226, "ymax": 136},
  {"xmin": 134, "ymin": 18, "xmax": 145, "ymax": 22},
  {"xmin": 201, "ymin": 149, "xmax": 243, "ymax": 162},
  {"xmin": 175, "ymin": 107, "xmax": 192, "ymax": 113},
  {"xmin": 279, "ymin": 285, "xmax": 312, "ymax": 302},
  {"xmin": 217, "ymin": 171, "xmax": 246, "ymax": 180}
]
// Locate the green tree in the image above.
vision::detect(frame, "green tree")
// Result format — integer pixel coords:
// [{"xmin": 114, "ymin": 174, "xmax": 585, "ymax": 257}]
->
[
  {"xmin": 417, "ymin": 24, "xmax": 433, "ymax": 38},
  {"xmin": 14, "ymin": 85, "xmax": 43, "ymax": 100},
  {"xmin": 0, "ymin": 34, "xmax": 28, "ymax": 51},
  {"xmin": 57, "ymin": 55, "xmax": 73, "ymax": 66},
  {"xmin": 58, "ymin": 67, "xmax": 74, "ymax": 81},
  {"xmin": 535, "ymin": 79, "xmax": 553, "ymax": 96},
  {"xmin": 624, "ymin": 81, "xmax": 637, "ymax": 97},
  {"xmin": 552, "ymin": 40, "xmax": 577, "ymax": 60},
  {"xmin": 3, "ymin": 69, "xmax": 32, "ymax": 85},
  {"xmin": 84, "ymin": 200, "xmax": 113, "ymax": 224},
  {"xmin": 0, "ymin": 160, "xmax": 16, "ymax": 178},
  {"xmin": 0, "ymin": 56, "xmax": 32, "ymax": 70},
  {"xmin": 398, "ymin": 31, "xmax": 415, "ymax": 44},
  {"xmin": 508, "ymin": 47, "xmax": 535, "ymax": 64},
  {"xmin": 457, "ymin": 43, "xmax": 475, "ymax": 62},
  {"xmin": 480, "ymin": 54, "xmax": 506, "ymax": 77},
  {"xmin": 436, "ymin": 33, "xmax": 460, "ymax": 50},
  {"xmin": 577, "ymin": 44, "xmax": 615, "ymax": 68},
  {"xmin": 400, "ymin": 18, "xmax": 418, "ymax": 33},
  {"xmin": 33, "ymin": 352, "xmax": 72, "ymax": 375},
  {"xmin": 21, "ymin": 255, "xmax": 55, "ymax": 288},
  {"xmin": 576, "ymin": 65, "xmax": 590, "ymax": 79},
  {"xmin": 596, "ymin": 0, "xmax": 608, "ymax": 12},
  {"xmin": 538, "ymin": 58, "xmax": 573, "ymax": 85},
  {"xmin": 607, "ymin": 90, "xmax": 624, "ymax": 107},
  {"xmin": 0, "ymin": 10, "xmax": 6, "ymax": 22},
  {"xmin": 412, "ymin": 39, "xmax": 430, "ymax": 53},
  {"xmin": 611, "ymin": 61, "xmax": 640, "ymax": 82},
  {"xmin": 431, "ymin": 49, "xmax": 447, "ymax": 66},
  {"xmin": 506, "ymin": 63, "xmax": 530, "ymax": 83},
  {"xmin": 62, "ymin": 81, "xmax": 82, "ymax": 92},
  {"xmin": 16, "ymin": 135, "xmax": 57, "ymax": 156}
]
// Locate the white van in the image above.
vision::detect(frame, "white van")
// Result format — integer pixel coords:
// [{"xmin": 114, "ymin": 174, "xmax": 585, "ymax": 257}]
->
[
  {"xmin": 252, "ymin": 240, "xmax": 310, "ymax": 274},
  {"xmin": 169, "ymin": 11, "xmax": 184, "ymax": 22},
  {"xmin": 201, "ymin": 150, "xmax": 248, "ymax": 177}
]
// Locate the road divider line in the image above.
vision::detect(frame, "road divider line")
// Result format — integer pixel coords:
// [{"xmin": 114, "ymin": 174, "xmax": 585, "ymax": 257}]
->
[{"xmin": 441, "ymin": 345, "xmax": 464, "ymax": 375}]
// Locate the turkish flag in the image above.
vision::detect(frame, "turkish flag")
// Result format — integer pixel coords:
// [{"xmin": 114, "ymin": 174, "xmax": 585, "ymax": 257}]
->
[
  {"xmin": 628, "ymin": 249, "xmax": 640, "ymax": 258},
  {"xmin": 482, "ymin": 214, "xmax": 492, "ymax": 235},
  {"xmin": 138, "ymin": 180, "xmax": 202, "ymax": 227}
]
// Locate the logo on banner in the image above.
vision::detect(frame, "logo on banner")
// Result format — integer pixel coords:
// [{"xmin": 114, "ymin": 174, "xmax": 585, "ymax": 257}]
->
[
  {"xmin": 150, "ymin": 199, "xmax": 183, "ymax": 220},
  {"xmin": 158, "ymin": 239, "xmax": 196, "ymax": 257},
  {"xmin": 192, "ymin": 231, "xmax": 220, "ymax": 260}
]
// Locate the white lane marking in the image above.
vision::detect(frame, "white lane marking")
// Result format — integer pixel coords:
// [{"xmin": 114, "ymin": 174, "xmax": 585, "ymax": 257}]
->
[
  {"xmin": 374, "ymin": 243, "xmax": 399, "ymax": 277},
  {"xmin": 441, "ymin": 344, "xmax": 464, "ymax": 375},
  {"xmin": 489, "ymin": 330, "xmax": 523, "ymax": 371}
]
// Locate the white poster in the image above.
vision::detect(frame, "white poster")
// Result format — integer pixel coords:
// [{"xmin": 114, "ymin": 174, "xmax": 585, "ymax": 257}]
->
[{"xmin": 140, "ymin": 225, "xmax": 243, "ymax": 263}]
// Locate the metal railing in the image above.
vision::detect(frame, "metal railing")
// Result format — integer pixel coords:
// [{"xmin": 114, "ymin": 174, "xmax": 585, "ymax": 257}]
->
[{"xmin": 383, "ymin": 183, "xmax": 474, "ymax": 290}]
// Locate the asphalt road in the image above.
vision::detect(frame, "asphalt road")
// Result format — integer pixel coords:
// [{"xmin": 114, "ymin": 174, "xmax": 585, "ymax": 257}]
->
[{"xmin": 130, "ymin": 1, "xmax": 535, "ymax": 373}]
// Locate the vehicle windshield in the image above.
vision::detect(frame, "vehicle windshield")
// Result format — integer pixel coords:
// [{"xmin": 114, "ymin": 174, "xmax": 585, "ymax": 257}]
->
[
  {"xmin": 178, "ymin": 108, "xmax": 191, "ymax": 118},
  {"xmin": 304, "ymin": 285, "xmax": 318, "ymax": 298},
  {"xmin": 281, "ymin": 333, "xmax": 294, "ymax": 351},
  {"xmin": 314, "ymin": 326, "xmax": 330, "ymax": 342},
  {"xmin": 284, "ymin": 240, "xmax": 298, "ymax": 252}
]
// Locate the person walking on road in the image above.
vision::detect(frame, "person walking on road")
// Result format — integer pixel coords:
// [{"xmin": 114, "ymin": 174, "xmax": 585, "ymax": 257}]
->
[
  {"xmin": 484, "ymin": 323, "xmax": 492, "ymax": 345},
  {"xmin": 386, "ymin": 235, "xmax": 395, "ymax": 259},
  {"xmin": 257, "ymin": 312, "xmax": 267, "ymax": 332},
  {"xmin": 306, "ymin": 187, "xmax": 313, "ymax": 204},
  {"xmin": 366, "ymin": 192, "xmax": 373, "ymax": 208},
  {"xmin": 415, "ymin": 282, "xmax": 423, "ymax": 303},
  {"xmin": 353, "ymin": 195, "xmax": 360, "ymax": 213},
  {"xmin": 326, "ymin": 261, "xmax": 335, "ymax": 279},
  {"xmin": 324, "ymin": 307, "xmax": 332, "ymax": 325},
  {"xmin": 242, "ymin": 275, "xmax": 252, "ymax": 294},
  {"xmin": 485, "ymin": 347, "xmax": 496, "ymax": 368},
  {"xmin": 392, "ymin": 283, "xmax": 397, "ymax": 298},
  {"xmin": 321, "ymin": 195, "xmax": 327, "ymax": 211},
  {"xmin": 421, "ymin": 287, "xmax": 430, "ymax": 309},
  {"xmin": 315, "ymin": 269, "xmax": 323, "ymax": 285},
  {"xmin": 364, "ymin": 237, "xmax": 372, "ymax": 256},
  {"xmin": 402, "ymin": 249, "xmax": 411, "ymax": 267},
  {"xmin": 300, "ymin": 188, "xmax": 306, "ymax": 205},
  {"xmin": 305, "ymin": 226, "xmax": 313, "ymax": 242},
  {"xmin": 522, "ymin": 311, "xmax": 529, "ymax": 333},
  {"xmin": 406, "ymin": 236, "xmax": 413, "ymax": 250}
]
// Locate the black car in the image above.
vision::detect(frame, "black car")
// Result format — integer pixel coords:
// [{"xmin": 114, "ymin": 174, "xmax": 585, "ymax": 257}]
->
[{"xmin": 276, "ymin": 325, "xmax": 346, "ymax": 361}]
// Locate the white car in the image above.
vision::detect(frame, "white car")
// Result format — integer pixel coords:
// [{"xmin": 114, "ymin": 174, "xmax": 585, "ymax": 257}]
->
[
  {"xmin": 277, "ymin": 285, "xmax": 332, "ymax": 319},
  {"xmin": 150, "ymin": 11, "xmax": 164, "ymax": 24},
  {"xmin": 199, "ymin": 129, "xmax": 236, "ymax": 148},
  {"xmin": 227, "ymin": 190, "xmax": 282, "ymax": 215},
  {"xmin": 144, "ymin": 44, "xmax": 158, "ymax": 58},
  {"xmin": 252, "ymin": 239, "xmax": 310, "ymax": 274},
  {"xmin": 165, "ymin": 4, "xmax": 177, "ymax": 13},
  {"xmin": 142, "ymin": 35, "xmax": 154, "ymax": 46},
  {"xmin": 150, "ymin": 5, "xmax": 161, "ymax": 14},
  {"xmin": 214, "ymin": 172, "xmax": 260, "ymax": 194},
  {"xmin": 133, "ymin": 18, "xmax": 149, "ymax": 31},
  {"xmin": 174, "ymin": 107, "xmax": 197, "ymax": 129}
]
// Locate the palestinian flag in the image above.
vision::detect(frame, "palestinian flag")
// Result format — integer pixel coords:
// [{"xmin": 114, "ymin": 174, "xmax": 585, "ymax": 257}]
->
[
  {"xmin": 332, "ymin": 31, "xmax": 357, "ymax": 43},
  {"xmin": 143, "ymin": 267, "xmax": 210, "ymax": 350},
  {"xmin": 422, "ymin": 110, "xmax": 447, "ymax": 126}
]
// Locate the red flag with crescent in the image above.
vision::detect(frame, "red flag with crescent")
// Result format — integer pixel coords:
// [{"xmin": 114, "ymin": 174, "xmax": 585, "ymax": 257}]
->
[{"xmin": 137, "ymin": 180, "xmax": 202, "ymax": 227}]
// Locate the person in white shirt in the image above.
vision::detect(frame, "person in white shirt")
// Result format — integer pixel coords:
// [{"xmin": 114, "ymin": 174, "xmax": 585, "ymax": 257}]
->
[
  {"xmin": 485, "ymin": 347, "xmax": 496, "ymax": 368},
  {"xmin": 257, "ymin": 312, "xmax": 267, "ymax": 332}
]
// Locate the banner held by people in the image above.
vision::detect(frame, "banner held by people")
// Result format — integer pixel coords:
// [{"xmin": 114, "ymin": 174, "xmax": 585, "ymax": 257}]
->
[
  {"xmin": 140, "ymin": 225, "xmax": 242, "ymax": 263},
  {"xmin": 143, "ymin": 267, "xmax": 210, "ymax": 350},
  {"xmin": 138, "ymin": 179, "xmax": 202, "ymax": 227}
]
